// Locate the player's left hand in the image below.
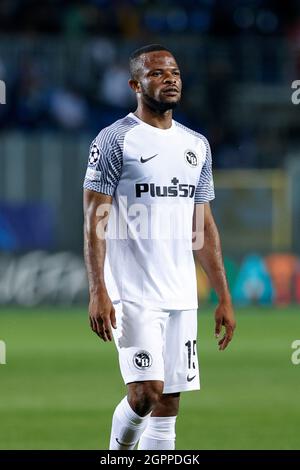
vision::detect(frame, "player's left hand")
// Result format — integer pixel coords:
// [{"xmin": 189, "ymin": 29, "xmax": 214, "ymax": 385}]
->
[{"xmin": 214, "ymin": 300, "xmax": 236, "ymax": 351}]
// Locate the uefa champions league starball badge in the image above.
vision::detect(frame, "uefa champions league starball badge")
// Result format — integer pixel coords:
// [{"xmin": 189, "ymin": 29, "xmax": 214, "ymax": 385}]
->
[{"xmin": 89, "ymin": 143, "xmax": 100, "ymax": 165}]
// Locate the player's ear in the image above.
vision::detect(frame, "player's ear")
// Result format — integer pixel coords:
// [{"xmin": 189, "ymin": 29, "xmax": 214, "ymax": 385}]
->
[{"xmin": 129, "ymin": 79, "xmax": 141, "ymax": 94}]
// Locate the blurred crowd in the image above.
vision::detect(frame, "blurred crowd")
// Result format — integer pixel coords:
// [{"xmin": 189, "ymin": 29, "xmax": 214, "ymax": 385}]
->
[
  {"xmin": 0, "ymin": 41, "xmax": 133, "ymax": 132},
  {"xmin": 0, "ymin": 0, "xmax": 299, "ymax": 37},
  {"xmin": 0, "ymin": 0, "xmax": 300, "ymax": 169}
]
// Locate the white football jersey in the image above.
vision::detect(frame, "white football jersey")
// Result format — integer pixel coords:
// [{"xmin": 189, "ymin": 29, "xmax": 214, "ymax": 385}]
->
[{"xmin": 84, "ymin": 113, "xmax": 215, "ymax": 309}]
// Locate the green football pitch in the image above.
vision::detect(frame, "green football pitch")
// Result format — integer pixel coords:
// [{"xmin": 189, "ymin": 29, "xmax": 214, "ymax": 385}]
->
[{"xmin": 0, "ymin": 306, "xmax": 299, "ymax": 450}]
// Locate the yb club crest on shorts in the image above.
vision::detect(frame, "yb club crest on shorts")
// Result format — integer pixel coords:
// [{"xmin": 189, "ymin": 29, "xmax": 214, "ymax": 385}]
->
[
  {"xmin": 133, "ymin": 350, "xmax": 152, "ymax": 370},
  {"xmin": 184, "ymin": 149, "xmax": 199, "ymax": 167}
]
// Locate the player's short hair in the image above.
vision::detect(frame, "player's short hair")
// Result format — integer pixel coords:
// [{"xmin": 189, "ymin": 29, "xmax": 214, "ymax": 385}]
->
[{"xmin": 129, "ymin": 44, "xmax": 173, "ymax": 80}]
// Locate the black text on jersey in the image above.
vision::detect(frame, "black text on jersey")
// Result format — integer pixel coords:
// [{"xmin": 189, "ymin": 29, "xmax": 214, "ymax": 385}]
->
[{"xmin": 135, "ymin": 178, "xmax": 195, "ymax": 198}]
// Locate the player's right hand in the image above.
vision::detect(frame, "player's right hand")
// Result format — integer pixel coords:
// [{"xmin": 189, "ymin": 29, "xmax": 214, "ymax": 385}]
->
[{"xmin": 88, "ymin": 293, "xmax": 117, "ymax": 342}]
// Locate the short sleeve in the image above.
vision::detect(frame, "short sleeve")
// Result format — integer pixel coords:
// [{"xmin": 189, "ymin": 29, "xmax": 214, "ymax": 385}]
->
[
  {"xmin": 83, "ymin": 132, "xmax": 123, "ymax": 196},
  {"xmin": 194, "ymin": 138, "xmax": 215, "ymax": 203}
]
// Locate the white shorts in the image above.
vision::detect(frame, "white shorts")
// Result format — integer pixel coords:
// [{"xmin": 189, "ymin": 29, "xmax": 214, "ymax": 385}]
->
[{"xmin": 112, "ymin": 300, "xmax": 200, "ymax": 394}]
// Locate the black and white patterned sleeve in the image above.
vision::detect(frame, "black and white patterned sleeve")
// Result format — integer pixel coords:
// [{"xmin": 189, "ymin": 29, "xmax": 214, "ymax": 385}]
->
[
  {"xmin": 194, "ymin": 137, "xmax": 215, "ymax": 204},
  {"xmin": 83, "ymin": 129, "xmax": 123, "ymax": 196}
]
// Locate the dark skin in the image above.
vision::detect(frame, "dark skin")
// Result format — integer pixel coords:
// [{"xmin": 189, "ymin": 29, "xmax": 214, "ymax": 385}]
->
[
  {"xmin": 83, "ymin": 50, "xmax": 236, "ymax": 418},
  {"xmin": 128, "ymin": 50, "xmax": 182, "ymax": 129},
  {"xmin": 83, "ymin": 190, "xmax": 116, "ymax": 343},
  {"xmin": 193, "ymin": 203, "xmax": 236, "ymax": 351}
]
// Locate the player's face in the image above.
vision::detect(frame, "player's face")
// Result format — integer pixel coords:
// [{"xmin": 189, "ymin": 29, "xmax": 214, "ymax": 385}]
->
[{"xmin": 137, "ymin": 51, "xmax": 182, "ymax": 112}]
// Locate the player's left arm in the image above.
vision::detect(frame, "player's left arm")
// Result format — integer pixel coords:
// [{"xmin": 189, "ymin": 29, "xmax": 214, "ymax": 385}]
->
[{"xmin": 193, "ymin": 202, "xmax": 236, "ymax": 350}]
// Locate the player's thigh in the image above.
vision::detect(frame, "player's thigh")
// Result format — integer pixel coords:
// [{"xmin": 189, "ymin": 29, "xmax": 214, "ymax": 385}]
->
[
  {"xmin": 113, "ymin": 301, "xmax": 168, "ymax": 383},
  {"xmin": 163, "ymin": 309, "xmax": 200, "ymax": 393}
]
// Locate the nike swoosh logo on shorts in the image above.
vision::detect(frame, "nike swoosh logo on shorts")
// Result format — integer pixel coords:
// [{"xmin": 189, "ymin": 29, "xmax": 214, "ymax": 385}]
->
[
  {"xmin": 115, "ymin": 437, "xmax": 135, "ymax": 447},
  {"xmin": 187, "ymin": 374, "xmax": 196, "ymax": 382},
  {"xmin": 140, "ymin": 154, "xmax": 158, "ymax": 163}
]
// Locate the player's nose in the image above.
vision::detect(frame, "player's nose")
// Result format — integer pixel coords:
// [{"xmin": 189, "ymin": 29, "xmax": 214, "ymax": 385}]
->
[{"xmin": 163, "ymin": 72, "xmax": 177, "ymax": 84}]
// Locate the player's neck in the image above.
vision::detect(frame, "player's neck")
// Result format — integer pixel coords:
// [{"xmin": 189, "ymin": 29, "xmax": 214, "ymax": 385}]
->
[{"xmin": 133, "ymin": 106, "xmax": 173, "ymax": 130}]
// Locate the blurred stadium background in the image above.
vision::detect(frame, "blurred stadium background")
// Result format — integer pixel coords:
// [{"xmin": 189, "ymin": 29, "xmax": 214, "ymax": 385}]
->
[{"xmin": 0, "ymin": 0, "xmax": 300, "ymax": 450}]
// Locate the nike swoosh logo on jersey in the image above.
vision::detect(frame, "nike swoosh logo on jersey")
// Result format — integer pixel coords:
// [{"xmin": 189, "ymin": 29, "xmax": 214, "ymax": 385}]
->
[
  {"xmin": 115, "ymin": 437, "xmax": 135, "ymax": 447},
  {"xmin": 140, "ymin": 154, "xmax": 158, "ymax": 163},
  {"xmin": 187, "ymin": 374, "xmax": 196, "ymax": 382}
]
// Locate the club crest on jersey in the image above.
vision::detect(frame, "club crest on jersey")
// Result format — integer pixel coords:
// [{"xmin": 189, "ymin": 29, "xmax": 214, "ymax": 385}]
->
[
  {"xmin": 133, "ymin": 350, "xmax": 152, "ymax": 370},
  {"xmin": 89, "ymin": 143, "xmax": 100, "ymax": 166},
  {"xmin": 184, "ymin": 149, "xmax": 198, "ymax": 167}
]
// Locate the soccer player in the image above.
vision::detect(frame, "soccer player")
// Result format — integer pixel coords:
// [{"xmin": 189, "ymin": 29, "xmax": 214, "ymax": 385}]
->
[{"xmin": 83, "ymin": 44, "xmax": 236, "ymax": 450}]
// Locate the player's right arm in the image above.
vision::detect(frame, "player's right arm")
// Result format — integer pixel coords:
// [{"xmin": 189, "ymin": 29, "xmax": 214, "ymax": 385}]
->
[{"xmin": 83, "ymin": 189, "xmax": 116, "ymax": 342}]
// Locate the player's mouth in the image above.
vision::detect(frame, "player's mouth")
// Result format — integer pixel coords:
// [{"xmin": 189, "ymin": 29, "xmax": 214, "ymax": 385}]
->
[{"xmin": 162, "ymin": 87, "xmax": 179, "ymax": 97}]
